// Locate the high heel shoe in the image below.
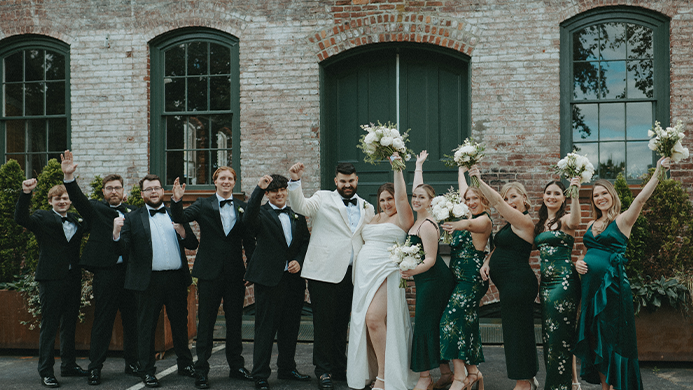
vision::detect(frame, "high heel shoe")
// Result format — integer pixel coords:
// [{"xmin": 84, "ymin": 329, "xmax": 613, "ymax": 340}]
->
[
  {"xmin": 433, "ymin": 372, "xmax": 453, "ymax": 389},
  {"xmin": 413, "ymin": 374, "xmax": 434, "ymax": 390},
  {"xmin": 463, "ymin": 370, "xmax": 484, "ymax": 390},
  {"xmin": 572, "ymin": 382, "xmax": 581, "ymax": 390},
  {"xmin": 372, "ymin": 376, "xmax": 385, "ymax": 390}
]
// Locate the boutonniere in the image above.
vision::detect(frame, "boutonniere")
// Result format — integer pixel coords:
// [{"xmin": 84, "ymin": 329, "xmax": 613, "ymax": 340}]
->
[
  {"xmin": 78, "ymin": 218, "xmax": 84, "ymax": 223},
  {"xmin": 293, "ymin": 213, "xmax": 299, "ymax": 220},
  {"xmin": 238, "ymin": 207, "xmax": 244, "ymax": 214},
  {"xmin": 363, "ymin": 202, "xmax": 373, "ymax": 211},
  {"xmin": 125, "ymin": 208, "xmax": 131, "ymax": 213}
]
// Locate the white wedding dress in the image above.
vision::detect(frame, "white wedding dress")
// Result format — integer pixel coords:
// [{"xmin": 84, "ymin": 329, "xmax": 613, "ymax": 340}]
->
[{"xmin": 347, "ymin": 223, "xmax": 418, "ymax": 390}]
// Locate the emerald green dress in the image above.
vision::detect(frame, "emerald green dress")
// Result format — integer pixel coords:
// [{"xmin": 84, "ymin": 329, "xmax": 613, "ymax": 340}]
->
[
  {"xmin": 488, "ymin": 214, "xmax": 539, "ymax": 380},
  {"xmin": 535, "ymin": 230, "xmax": 581, "ymax": 390},
  {"xmin": 439, "ymin": 213, "xmax": 490, "ymax": 364},
  {"xmin": 573, "ymin": 221, "xmax": 643, "ymax": 390},
  {"xmin": 409, "ymin": 219, "xmax": 454, "ymax": 372}
]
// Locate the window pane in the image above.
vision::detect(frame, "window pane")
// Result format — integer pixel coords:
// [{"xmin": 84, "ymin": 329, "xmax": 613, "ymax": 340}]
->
[
  {"xmin": 210, "ymin": 114, "xmax": 233, "ymax": 149},
  {"xmin": 187, "ymin": 76, "xmax": 208, "ymax": 111},
  {"xmin": 573, "ymin": 61, "xmax": 600, "ymax": 100},
  {"xmin": 25, "ymin": 82, "xmax": 45, "ymax": 116},
  {"xmin": 602, "ymin": 61, "xmax": 626, "ymax": 99},
  {"xmin": 187, "ymin": 42, "xmax": 208, "ymax": 76},
  {"xmin": 166, "ymin": 115, "xmax": 186, "ymax": 150},
  {"xmin": 165, "ymin": 78, "xmax": 185, "ymax": 112},
  {"xmin": 626, "ymin": 102, "xmax": 652, "ymax": 140},
  {"xmin": 600, "ymin": 23, "xmax": 626, "ymax": 60},
  {"xmin": 165, "ymin": 44, "xmax": 185, "ymax": 77},
  {"xmin": 210, "ymin": 149, "xmax": 232, "ymax": 173},
  {"xmin": 573, "ymin": 27, "xmax": 599, "ymax": 61},
  {"xmin": 45, "ymin": 51, "xmax": 65, "ymax": 80},
  {"xmin": 210, "ymin": 76, "xmax": 230, "ymax": 111},
  {"xmin": 25, "ymin": 49, "xmax": 44, "ymax": 81},
  {"xmin": 28, "ymin": 153, "xmax": 47, "ymax": 177},
  {"xmin": 6, "ymin": 154, "xmax": 25, "ymax": 172},
  {"xmin": 46, "ymin": 81, "xmax": 65, "ymax": 115},
  {"xmin": 210, "ymin": 44, "xmax": 230, "ymax": 75},
  {"xmin": 627, "ymin": 60, "xmax": 653, "ymax": 99},
  {"xmin": 48, "ymin": 118, "xmax": 67, "ymax": 151},
  {"xmin": 28, "ymin": 120, "xmax": 46, "ymax": 152},
  {"xmin": 599, "ymin": 103, "xmax": 625, "ymax": 140},
  {"xmin": 195, "ymin": 151, "xmax": 209, "ymax": 185},
  {"xmin": 599, "ymin": 142, "xmax": 625, "ymax": 179},
  {"xmin": 5, "ymin": 83, "xmax": 23, "ymax": 116},
  {"xmin": 626, "ymin": 141, "xmax": 652, "ymax": 179},
  {"xmin": 627, "ymin": 24, "xmax": 653, "ymax": 59},
  {"xmin": 572, "ymin": 104, "xmax": 598, "ymax": 141},
  {"xmin": 166, "ymin": 150, "xmax": 184, "ymax": 185},
  {"xmin": 4, "ymin": 51, "xmax": 23, "ymax": 82},
  {"xmin": 572, "ymin": 142, "xmax": 598, "ymax": 178},
  {"xmin": 189, "ymin": 115, "xmax": 209, "ymax": 148},
  {"xmin": 5, "ymin": 120, "xmax": 25, "ymax": 153}
]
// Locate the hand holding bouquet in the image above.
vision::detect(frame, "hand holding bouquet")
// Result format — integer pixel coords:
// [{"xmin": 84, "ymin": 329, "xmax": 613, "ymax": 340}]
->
[
  {"xmin": 357, "ymin": 122, "xmax": 413, "ymax": 171},
  {"xmin": 430, "ymin": 188, "xmax": 470, "ymax": 244},
  {"xmin": 445, "ymin": 138, "xmax": 485, "ymax": 187},
  {"xmin": 648, "ymin": 120, "xmax": 689, "ymax": 180},
  {"xmin": 550, "ymin": 153, "xmax": 595, "ymax": 198},
  {"xmin": 388, "ymin": 237, "xmax": 424, "ymax": 288}
]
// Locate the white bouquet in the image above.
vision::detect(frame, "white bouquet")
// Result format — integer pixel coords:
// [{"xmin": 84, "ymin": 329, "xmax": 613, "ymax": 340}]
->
[
  {"xmin": 648, "ymin": 120, "xmax": 689, "ymax": 180},
  {"xmin": 388, "ymin": 237, "xmax": 424, "ymax": 288},
  {"xmin": 444, "ymin": 138, "xmax": 486, "ymax": 187},
  {"xmin": 357, "ymin": 121, "xmax": 413, "ymax": 171},
  {"xmin": 550, "ymin": 153, "xmax": 595, "ymax": 198},
  {"xmin": 429, "ymin": 188, "xmax": 470, "ymax": 244}
]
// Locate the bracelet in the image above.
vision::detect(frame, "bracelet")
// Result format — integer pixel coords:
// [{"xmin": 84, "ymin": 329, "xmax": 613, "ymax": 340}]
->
[{"xmin": 415, "ymin": 169, "xmax": 422, "ymax": 172}]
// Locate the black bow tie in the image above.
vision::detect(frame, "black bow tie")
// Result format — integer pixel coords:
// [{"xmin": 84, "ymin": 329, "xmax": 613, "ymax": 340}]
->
[
  {"xmin": 149, "ymin": 208, "xmax": 166, "ymax": 217},
  {"xmin": 274, "ymin": 208, "xmax": 289, "ymax": 215},
  {"xmin": 220, "ymin": 199, "xmax": 233, "ymax": 208},
  {"xmin": 112, "ymin": 204, "xmax": 128, "ymax": 214},
  {"xmin": 343, "ymin": 198, "xmax": 358, "ymax": 206},
  {"xmin": 61, "ymin": 216, "xmax": 69, "ymax": 223}
]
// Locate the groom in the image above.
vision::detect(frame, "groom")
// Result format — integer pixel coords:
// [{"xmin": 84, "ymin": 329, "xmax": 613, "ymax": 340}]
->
[{"xmin": 287, "ymin": 162, "xmax": 374, "ymax": 390}]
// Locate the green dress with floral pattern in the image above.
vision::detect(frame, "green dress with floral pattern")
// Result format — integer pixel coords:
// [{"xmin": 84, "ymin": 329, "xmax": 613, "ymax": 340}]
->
[
  {"xmin": 535, "ymin": 230, "xmax": 581, "ymax": 390},
  {"xmin": 439, "ymin": 213, "xmax": 490, "ymax": 364}
]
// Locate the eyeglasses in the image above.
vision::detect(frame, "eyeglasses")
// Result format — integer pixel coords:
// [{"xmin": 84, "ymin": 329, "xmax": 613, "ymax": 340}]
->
[
  {"xmin": 104, "ymin": 186, "xmax": 124, "ymax": 192},
  {"xmin": 142, "ymin": 186, "xmax": 163, "ymax": 193}
]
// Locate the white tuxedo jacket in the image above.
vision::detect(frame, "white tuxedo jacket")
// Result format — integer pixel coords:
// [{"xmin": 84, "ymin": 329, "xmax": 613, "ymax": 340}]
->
[{"xmin": 288, "ymin": 184, "xmax": 375, "ymax": 284}]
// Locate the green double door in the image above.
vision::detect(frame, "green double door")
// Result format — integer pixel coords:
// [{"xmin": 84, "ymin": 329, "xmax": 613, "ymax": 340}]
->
[{"xmin": 321, "ymin": 45, "xmax": 471, "ymax": 205}]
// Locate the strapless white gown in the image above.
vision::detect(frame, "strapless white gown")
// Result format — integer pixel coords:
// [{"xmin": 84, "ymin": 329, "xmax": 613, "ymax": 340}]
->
[{"xmin": 347, "ymin": 223, "xmax": 418, "ymax": 390}]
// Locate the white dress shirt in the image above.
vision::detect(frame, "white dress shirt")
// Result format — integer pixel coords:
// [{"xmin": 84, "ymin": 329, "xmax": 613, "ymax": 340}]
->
[
  {"xmin": 147, "ymin": 205, "xmax": 182, "ymax": 271},
  {"xmin": 217, "ymin": 193, "xmax": 236, "ymax": 235}
]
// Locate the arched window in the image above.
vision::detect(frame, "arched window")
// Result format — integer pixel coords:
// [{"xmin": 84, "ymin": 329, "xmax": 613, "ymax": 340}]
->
[
  {"xmin": 560, "ymin": 7, "xmax": 669, "ymax": 181},
  {"xmin": 150, "ymin": 28, "xmax": 240, "ymax": 188},
  {"xmin": 0, "ymin": 35, "xmax": 70, "ymax": 177}
]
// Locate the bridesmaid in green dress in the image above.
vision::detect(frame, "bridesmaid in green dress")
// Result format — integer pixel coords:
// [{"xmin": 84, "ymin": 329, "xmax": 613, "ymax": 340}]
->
[
  {"xmin": 439, "ymin": 166, "xmax": 493, "ymax": 390},
  {"xmin": 574, "ymin": 157, "xmax": 670, "ymax": 390},
  {"xmin": 534, "ymin": 178, "xmax": 582, "ymax": 390},
  {"xmin": 471, "ymin": 166, "xmax": 539, "ymax": 390}
]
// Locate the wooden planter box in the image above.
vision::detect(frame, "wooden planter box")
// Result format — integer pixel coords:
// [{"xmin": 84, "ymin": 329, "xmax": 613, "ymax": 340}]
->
[
  {"xmin": 0, "ymin": 286, "xmax": 197, "ymax": 354},
  {"xmin": 635, "ymin": 305, "xmax": 693, "ymax": 361}
]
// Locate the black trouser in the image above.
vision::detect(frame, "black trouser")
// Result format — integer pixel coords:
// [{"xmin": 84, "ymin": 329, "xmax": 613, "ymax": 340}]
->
[
  {"xmin": 251, "ymin": 272, "xmax": 306, "ymax": 379},
  {"xmin": 37, "ymin": 268, "xmax": 82, "ymax": 377},
  {"xmin": 135, "ymin": 270, "xmax": 193, "ymax": 376},
  {"xmin": 194, "ymin": 274, "xmax": 246, "ymax": 374},
  {"xmin": 307, "ymin": 266, "xmax": 353, "ymax": 377}
]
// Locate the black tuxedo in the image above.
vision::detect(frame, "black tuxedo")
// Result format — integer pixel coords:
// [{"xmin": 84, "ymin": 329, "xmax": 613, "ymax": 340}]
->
[
  {"xmin": 115, "ymin": 205, "xmax": 197, "ymax": 376},
  {"xmin": 14, "ymin": 192, "xmax": 87, "ymax": 378},
  {"xmin": 64, "ymin": 180, "xmax": 139, "ymax": 371},
  {"xmin": 171, "ymin": 194, "xmax": 256, "ymax": 374},
  {"xmin": 243, "ymin": 186, "xmax": 309, "ymax": 380}
]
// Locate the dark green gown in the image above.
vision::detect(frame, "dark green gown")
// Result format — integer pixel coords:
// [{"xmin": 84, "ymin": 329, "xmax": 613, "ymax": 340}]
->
[
  {"xmin": 488, "ymin": 215, "xmax": 539, "ymax": 380},
  {"xmin": 573, "ymin": 221, "xmax": 643, "ymax": 390},
  {"xmin": 409, "ymin": 220, "xmax": 454, "ymax": 372},
  {"xmin": 535, "ymin": 230, "xmax": 581, "ymax": 390},
  {"xmin": 440, "ymin": 213, "xmax": 490, "ymax": 364}
]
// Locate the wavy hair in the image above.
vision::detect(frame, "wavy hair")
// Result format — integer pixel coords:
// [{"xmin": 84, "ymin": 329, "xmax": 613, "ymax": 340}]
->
[
  {"xmin": 534, "ymin": 181, "xmax": 567, "ymax": 237},
  {"xmin": 500, "ymin": 182, "xmax": 532, "ymax": 212},
  {"xmin": 590, "ymin": 179, "xmax": 621, "ymax": 234}
]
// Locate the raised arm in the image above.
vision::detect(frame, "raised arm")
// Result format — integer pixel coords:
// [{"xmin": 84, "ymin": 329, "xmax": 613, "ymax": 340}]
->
[
  {"xmin": 562, "ymin": 177, "xmax": 582, "ymax": 231},
  {"xmin": 458, "ymin": 166, "xmax": 469, "ymax": 198},
  {"xmin": 287, "ymin": 162, "xmax": 321, "ymax": 217},
  {"xmin": 243, "ymin": 176, "xmax": 272, "ymax": 231},
  {"xmin": 392, "ymin": 155, "xmax": 414, "ymax": 231},
  {"xmin": 14, "ymin": 179, "xmax": 39, "ymax": 230},
  {"xmin": 62, "ymin": 151, "xmax": 96, "ymax": 224},
  {"xmin": 412, "ymin": 150, "xmax": 427, "ymax": 191},
  {"xmin": 617, "ymin": 156, "xmax": 670, "ymax": 234}
]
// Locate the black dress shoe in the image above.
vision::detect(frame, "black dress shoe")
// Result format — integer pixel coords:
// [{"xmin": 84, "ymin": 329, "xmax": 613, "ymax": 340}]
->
[
  {"xmin": 278, "ymin": 369, "xmax": 311, "ymax": 381},
  {"xmin": 177, "ymin": 364, "xmax": 196, "ymax": 377},
  {"xmin": 229, "ymin": 367, "xmax": 253, "ymax": 381},
  {"xmin": 195, "ymin": 372, "xmax": 210, "ymax": 389},
  {"xmin": 124, "ymin": 362, "xmax": 141, "ymax": 376},
  {"xmin": 41, "ymin": 376, "xmax": 60, "ymax": 388},
  {"xmin": 88, "ymin": 368, "xmax": 101, "ymax": 385},
  {"xmin": 318, "ymin": 373, "xmax": 333, "ymax": 390},
  {"xmin": 255, "ymin": 379, "xmax": 270, "ymax": 390},
  {"xmin": 61, "ymin": 365, "xmax": 89, "ymax": 377},
  {"xmin": 142, "ymin": 374, "xmax": 160, "ymax": 388}
]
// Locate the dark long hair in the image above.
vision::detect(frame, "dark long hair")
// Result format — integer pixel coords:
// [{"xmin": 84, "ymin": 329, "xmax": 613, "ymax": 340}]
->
[{"xmin": 534, "ymin": 181, "xmax": 567, "ymax": 237}]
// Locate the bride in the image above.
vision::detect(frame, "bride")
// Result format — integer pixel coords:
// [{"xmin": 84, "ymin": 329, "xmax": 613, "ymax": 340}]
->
[{"xmin": 347, "ymin": 153, "xmax": 419, "ymax": 390}]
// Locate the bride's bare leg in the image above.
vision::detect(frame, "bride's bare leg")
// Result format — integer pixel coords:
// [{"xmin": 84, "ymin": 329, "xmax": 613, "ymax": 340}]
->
[{"xmin": 366, "ymin": 281, "xmax": 388, "ymax": 388}]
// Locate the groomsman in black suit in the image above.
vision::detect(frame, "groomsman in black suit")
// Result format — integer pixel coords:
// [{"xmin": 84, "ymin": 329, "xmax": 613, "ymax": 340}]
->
[
  {"xmin": 243, "ymin": 175, "xmax": 311, "ymax": 390},
  {"xmin": 60, "ymin": 150, "xmax": 139, "ymax": 385},
  {"xmin": 14, "ymin": 180, "xmax": 89, "ymax": 388},
  {"xmin": 170, "ymin": 167, "xmax": 256, "ymax": 389},
  {"xmin": 113, "ymin": 174, "xmax": 198, "ymax": 389}
]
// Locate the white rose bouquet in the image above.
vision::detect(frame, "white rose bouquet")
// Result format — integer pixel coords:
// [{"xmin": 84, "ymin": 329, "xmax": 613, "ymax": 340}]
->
[
  {"xmin": 550, "ymin": 153, "xmax": 595, "ymax": 198},
  {"xmin": 648, "ymin": 120, "xmax": 689, "ymax": 180},
  {"xmin": 357, "ymin": 121, "xmax": 413, "ymax": 171},
  {"xmin": 429, "ymin": 188, "xmax": 470, "ymax": 244},
  {"xmin": 444, "ymin": 138, "xmax": 486, "ymax": 187},
  {"xmin": 388, "ymin": 237, "xmax": 424, "ymax": 288}
]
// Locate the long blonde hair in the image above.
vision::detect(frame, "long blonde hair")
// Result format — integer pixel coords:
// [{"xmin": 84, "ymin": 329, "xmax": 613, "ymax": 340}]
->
[
  {"xmin": 590, "ymin": 179, "xmax": 621, "ymax": 234},
  {"xmin": 500, "ymin": 182, "xmax": 532, "ymax": 212}
]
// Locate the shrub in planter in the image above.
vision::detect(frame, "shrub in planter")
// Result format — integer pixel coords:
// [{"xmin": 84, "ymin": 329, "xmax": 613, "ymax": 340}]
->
[{"xmin": 0, "ymin": 160, "xmax": 31, "ymax": 283}]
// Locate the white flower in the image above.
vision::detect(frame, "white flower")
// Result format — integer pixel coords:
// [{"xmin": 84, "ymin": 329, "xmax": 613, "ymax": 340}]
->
[
  {"xmin": 392, "ymin": 137, "xmax": 405, "ymax": 151},
  {"xmin": 238, "ymin": 207, "xmax": 244, "ymax": 213},
  {"xmin": 648, "ymin": 129, "xmax": 655, "ymax": 137},
  {"xmin": 364, "ymin": 132, "xmax": 377, "ymax": 145},
  {"xmin": 389, "ymin": 129, "xmax": 400, "ymax": 138},
  {"xmin": 648, "ymin": 138, "xmax": 658, "ymax": 151},
  {"xmin": 581, "ymin": 170, "xmax": 593, "ymax": 182},
  {"xmin": 400, "ymin": 256, "xmax": 419, "ymax": 271},
  {"xmin": 452, "ymin": 203, "xmax": 469, "ymax": 218},
  {"xmin": 671, "ymin": 141, "xmax": 690, "ymax": 162},
  {"xmin": 405, "ymin": 154, "xmax": 412, "ymax": 161},
  {"xmin": 380, "ymin": 136, "xmax": 393, "ymax": 147}
]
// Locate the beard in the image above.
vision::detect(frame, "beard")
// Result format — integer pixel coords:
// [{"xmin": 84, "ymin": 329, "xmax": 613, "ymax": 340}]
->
[
  {"xmin": 337, "ymin": 184, "xmax": 357, "ymax": 199},
  {"xmin": 145, "ymin": 199, "xmax": 164, "ymax": 209},
  {"xmin": 107, "ymin": 194, "xmax": 124, "ymax": 206}
]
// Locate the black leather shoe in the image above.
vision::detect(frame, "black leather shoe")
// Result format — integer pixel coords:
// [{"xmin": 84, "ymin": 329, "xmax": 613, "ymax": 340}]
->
[
  {"xmin": 142, "ymin": 374, "xmax": 160, "ymax": 388},
  {"xmin": 331, "ymin": 372, "xmax": 347, "ymax": 382},
  {"xmin": 61, "ymin": 365, "xmax": 89, "ymax": 377},
  {"xmin": 278, "ymin": 370, "xmax": 311, "ymax": 381},
  {"xmin": 229, "ymin": 367, "xmax": 253, "ymax": 381},
  {"xmin": 41, "ymin": 376, "xmax": 60, "ymax": 388},
  {"xmin": 195, "ymin": 372, "xmax": 210, "ymax": 389},
  {"xmin": 124, "ymin": 362, "xmax": 141, "ymax": 376},
  {"xmin": 255, "ymin": 379, "xmax": 270, "ymax": 390},
  {"xmin": 177, "ymin": 364, "xmax": 196, "ymax": 377},
  {"xmin": 318, "ymin": 373, "xmax": 333, "ymax": 390},
  {"xmin": 88, "ymin": 368, "xmax": 101, "ymax": 385}
]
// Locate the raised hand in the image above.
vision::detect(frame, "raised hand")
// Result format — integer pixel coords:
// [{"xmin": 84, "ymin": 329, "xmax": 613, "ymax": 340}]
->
[
  {"xmin": 658, "ymin": 156, "xmax": 671, "ymax": 171},
  {"xmin": 389, "ymin": 152, "xmax": 402, "ymax": 167},
  {"xmin": 61, "ymin": 150, "xmax": 78, "ymax": 179},
  {"xmin": 22, "ymin": 178, "xmax": 38, "ymax": 193},
  {"xmin": 415, "ymin": 150, "xmax": 428, "ymax": 167},
  {"xmin": 258, "ymin": 175, "xmax": 273, "ymax": 190},
  {"xmin": 289, "ymin": 163, "xmax": 305, "ymax": 181},
  {"xmin": 113, "ymin": 216, "xmax": 125, "ymax": 239},
  {"xmin": 469, "ymin": 164, "xmax": 481, "ymax": 178},
  {"xmin": 172, "ymin": 177, "xmax": 186, "ymax": 202}
]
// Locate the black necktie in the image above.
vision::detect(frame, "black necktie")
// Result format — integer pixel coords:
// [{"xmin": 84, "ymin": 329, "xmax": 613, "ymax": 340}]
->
[
  {"xmin": 149, "ymin": 208, "xmax": 166, "ymax": 217},
  {"xmin": 343, "ymin": 198, "xmax": 357, "ymax": 206},
  {"xmin": 274, "ymin": 208, "xmax": 289, "ymax": 215},
  {"xmin": 61, "ymin": 216, "xmax": 69, "ymax": 223},
  {"xmin": 220, "ymin": 199, "xmax": 233, "ymax": 208}
]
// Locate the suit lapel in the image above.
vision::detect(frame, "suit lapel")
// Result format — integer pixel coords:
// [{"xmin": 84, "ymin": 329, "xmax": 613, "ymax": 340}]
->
[
  {"xmin": 354, "ymin": 196, "xmax": 366, "ymax": 233},
  {"xmin": 210, "ymin": 196, "xmax": 226, "ymax": 234},
  {"xmin": 333, "ymin": 191, "xmax": 350, "ymax": 227},
  {"xmin": 265, "ymin": 203, "xmax": 289, "ymax": 247},
  {"xmin": 140, "ymin": 207, "xmax": 152, "ymax": 241}
]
